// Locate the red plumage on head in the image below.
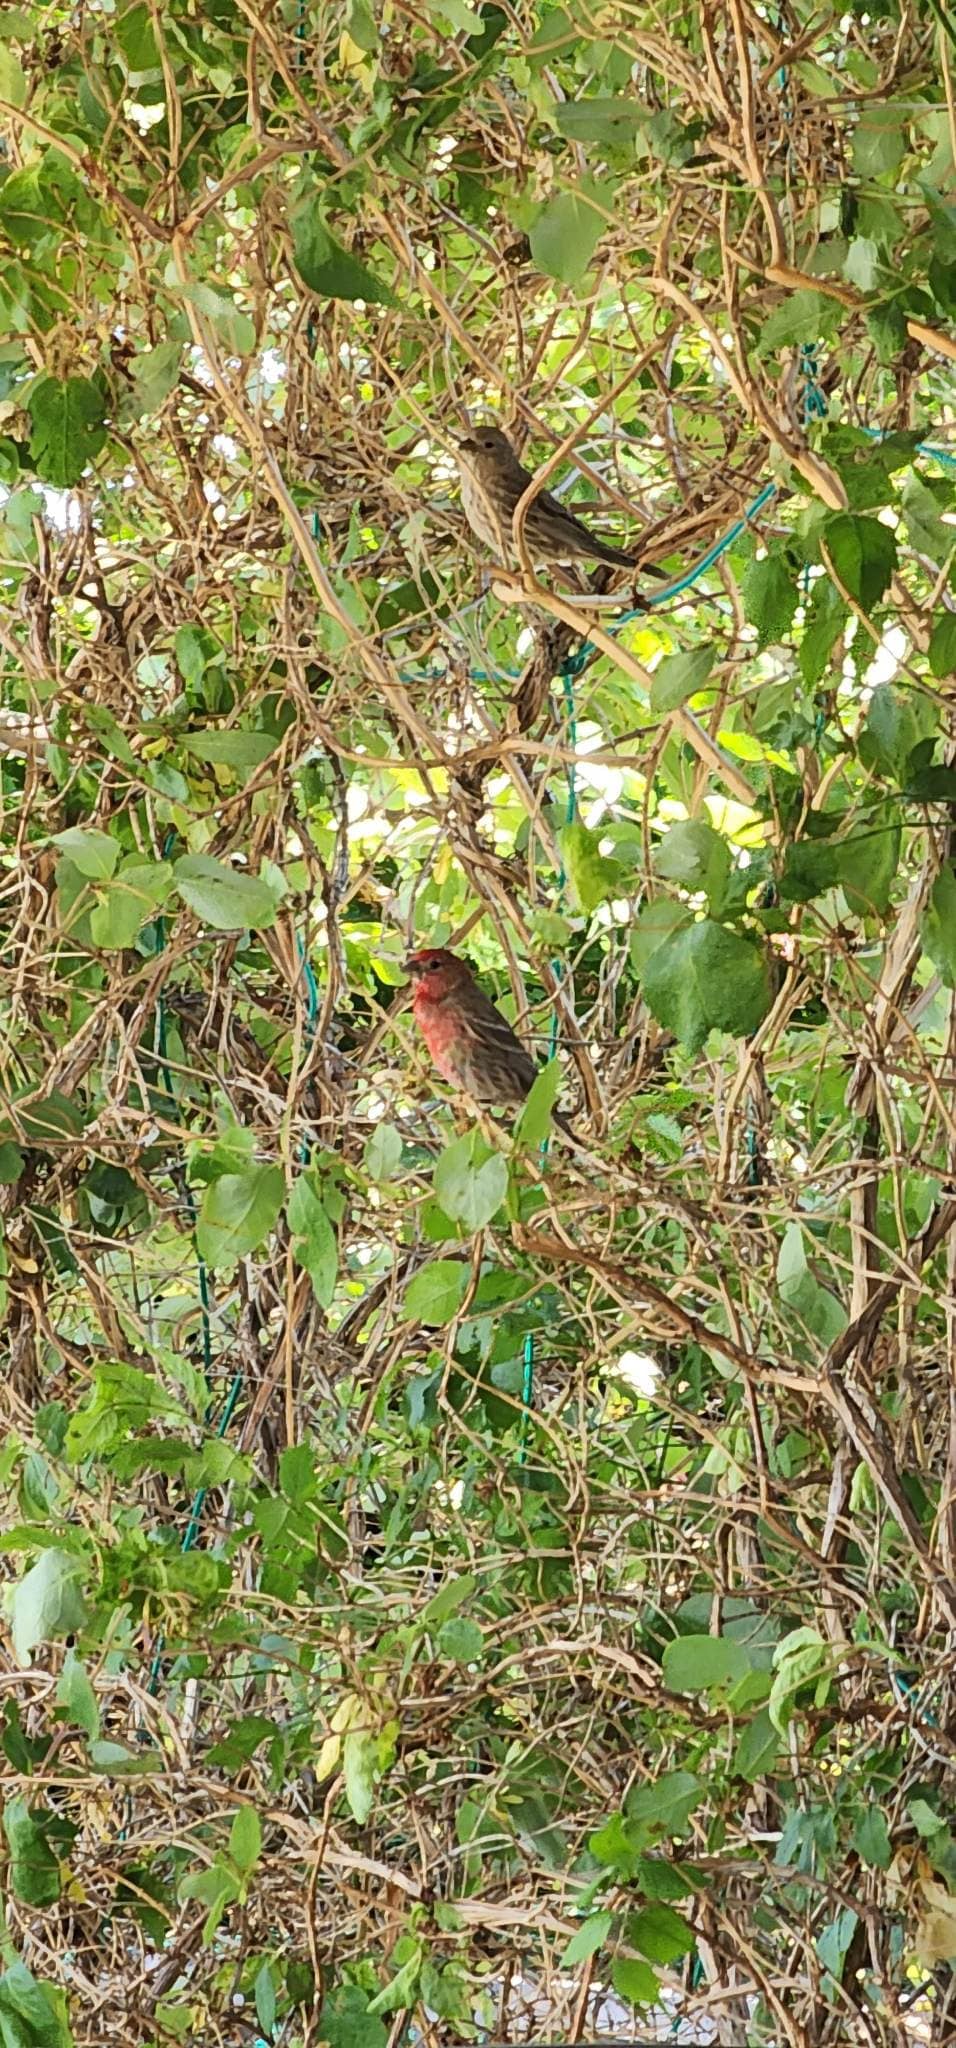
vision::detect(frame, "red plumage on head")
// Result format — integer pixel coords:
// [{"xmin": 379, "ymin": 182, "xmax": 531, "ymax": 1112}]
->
[{"xmin": 405, "ymin": 948, "xmax": 471, "ymax": 1002}]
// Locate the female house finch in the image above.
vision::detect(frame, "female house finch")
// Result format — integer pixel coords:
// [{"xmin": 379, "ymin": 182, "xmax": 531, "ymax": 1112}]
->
[
  {"xmin": 406, "ymin": 946, "xmax": 575, "ymax": 1136},
  {"xmin": 455, "ymin": 425, "xmax": 645, "ymax": 570}
]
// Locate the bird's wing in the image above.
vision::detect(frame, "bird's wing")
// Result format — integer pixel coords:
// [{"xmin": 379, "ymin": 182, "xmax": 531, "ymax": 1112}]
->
[
  {"xmin": 458, "ymin": 984, "xmax": 540, "ymax": 1093},
  {"xmin": 534, "ymin": 483, "xmax": 588, "ymax": 525}
]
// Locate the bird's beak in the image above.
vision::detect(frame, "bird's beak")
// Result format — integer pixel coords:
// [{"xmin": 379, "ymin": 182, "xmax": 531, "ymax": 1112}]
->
[{"xmin": 455, "ymin": 433, "xmax": 476, "ymax": 453}]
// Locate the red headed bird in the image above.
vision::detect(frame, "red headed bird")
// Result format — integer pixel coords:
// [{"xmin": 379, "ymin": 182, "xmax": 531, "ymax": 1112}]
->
[{"xmin": 406, "ymin": 947, "xmax": 575, "ymax": 1136}]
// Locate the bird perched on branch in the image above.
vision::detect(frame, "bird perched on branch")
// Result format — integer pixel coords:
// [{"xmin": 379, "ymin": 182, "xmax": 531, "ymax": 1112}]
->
[
  {"xmin": 455, "ymin": 425, "xmax": 657, "ymax": 573},
  {"xmin": 406, "ymin": 946, "xmax": 576, "ymax": 1136}
]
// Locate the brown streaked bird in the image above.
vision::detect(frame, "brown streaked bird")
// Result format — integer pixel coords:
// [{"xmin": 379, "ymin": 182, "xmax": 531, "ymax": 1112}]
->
[{"xmin": 455, "ymin": 425, "xmax": 646, "ymax": 570}]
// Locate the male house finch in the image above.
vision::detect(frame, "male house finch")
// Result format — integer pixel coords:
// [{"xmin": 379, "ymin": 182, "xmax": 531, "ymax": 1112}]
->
[
  {"xmin": 455, "ymin": 425, "xmax": 645, "ymax": 570},
  {"xmin": 406, "ymin": 946, "xmax": 575, "ymax": 1135}
]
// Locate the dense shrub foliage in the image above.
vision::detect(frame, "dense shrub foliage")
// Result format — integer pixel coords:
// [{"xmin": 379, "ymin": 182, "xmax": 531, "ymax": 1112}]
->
[{"xmin": 1, "ymin": 0, "xmax": 956, "ymax": 2042}]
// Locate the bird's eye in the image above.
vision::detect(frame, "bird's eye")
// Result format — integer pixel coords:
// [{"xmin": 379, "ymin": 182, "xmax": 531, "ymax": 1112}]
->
[{"xmin": 428, "ymin": 959, "xmax": 440, "ymax": 972}]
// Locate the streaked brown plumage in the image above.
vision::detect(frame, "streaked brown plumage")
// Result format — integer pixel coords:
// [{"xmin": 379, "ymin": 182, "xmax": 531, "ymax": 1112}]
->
[{"xmin": 456, "ymin": 425, "xmax": 638, "ymax": 569}]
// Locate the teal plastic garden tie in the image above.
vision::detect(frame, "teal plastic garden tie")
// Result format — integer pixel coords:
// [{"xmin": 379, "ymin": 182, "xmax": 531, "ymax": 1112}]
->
[
  {"xmin": 861, "ymin": 422, "xmax": 956, "ymax": 472},
  {"xmin": 800, "ymin": 342, "xmax": 828, "ymax": 424},
  {"xmin": 426, "ymin": 416, "xmax": 956, "ymax": 668},
  {"xmin": 519, "ymin": 664, "xmax": 578, "ymax": 1455},
  {"xmin": 297, "ymin": 932, "xmax": 320, "ymax": 1036},
  {"xmin": 394, "ymin": 473, "xmax": 784, "ymax": 691}
]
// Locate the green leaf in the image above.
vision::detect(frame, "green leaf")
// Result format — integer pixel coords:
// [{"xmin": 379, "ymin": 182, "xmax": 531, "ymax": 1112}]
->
[
  {"xmin": 0, "ymin": 164, "xmax": 47, "ymax": 251},
  {"xmin": 116, "ymin": 0, "xmax": 159, "ymax": 73},
  {"xmin": 861, "ymin": 682, "xmax": 931, "ymax": 782},
  {"xmin": 178, "ymin": 281, "xmax": 255, "ymax": 356},
  {"xmin": 902, "ymin": 475, "xmax": 953, "ymax": 563},
  {"xmin": 52, "ymin": 827, "xmax": 118, "ymax": 880},
  {"xmin": 347, "ymin": 0, "xmax": 379, "ymax": 48},
  {"xmin": 64, "ymin": 1360, "xmax": 189, "ymax": 1460},
  {"xmin": 627, "ymin": 1903, "xmax": 696, "ymax": 1965},
  {"xmin": 800, "ymin": 576, "xmax": 847, "ymax": 687},
  {"xmin": 193, "ymin": 1122, "xmax": 256, "ymax": 1184},
  {"xmin": 89, "ymin": 859, "xmax": 173, "ymax": 950},
  {"xmin": 844, "ymin": 235, "xmax": 881, "ymax": 290},
  {"xmin": 55, "ymin": 1651, "xmax": 99, "ymax": 1740},
  {"xmin": 514, "ymin": 1056, "xmax": 562, "ymax": 1147},
  {"xmin": 852, "ymin": 105, "xmax": 906, "ymax": 178},
  {"xmin": 10, "ymin": 1548, "xmax": 87, "ymax": 1663},
  {"xmin": 559, "ymin": 816, "xmax": 622, "ymax": 912},
  {"xmin": 119, "ymin": 339, "xmax": 181, "ymax": 422},
  {"xmin": 423, "ymin": 0, "xmax": 483, "ymax": 28},
  {"xmin": 291, "ymin": 198, "xmax": 397, "ymax": 304},
  {"xmin": 206, "ymin": 1714, "xmax": 276, "ymax": 1771},
  {"xmin": 181, "ymin": 730, "xmax": 277, "ymax": 770},
  {"xmin": 640, "ymin": 918, "xmax": 773, "ymax": 1053},
  {"xmin": 731, "ymin": 1707, "xmax": 780, "ymax": 1781},
  {"xmin": 175, "ymin": 623, "xmax": 215, "ymax": 688},
  {"xmin": 4, "ymin": 1090, "xmax": 85, "ymax": 1148},
  {"xmin": 82, "ymin": 704, "xmax": 137, "ymax": 769},
  {"xmin": 3, "ymin": 1797, "xmax": 62, "ymax": 1906},
  {"xmin": 437, "ymin": 1616, "xmax": 484, "ymax": 1661},
  {"xmin": 433, "ymin": 1131, "xmax": 508, "ymax": 1231},
  {"xmin": 853, "ymin": 1805, "xmax": 892, "ymax": 1870},
  {"xmin": 317, "ymin": 1987, "xmax": 388, "ymax": 2048},
  {"xmin": 287, "ymin": 1171, "xmax": 338, "ymax": 1307},
  {"xmin": 254, "ymin": 1962, "xmax": 277, "ymax": 2039},
  {"xmin": 823, "ymin": 512, "xmax": 897, "ymax": 611},
  {"xmin": 611, "ymin": 1958, "xmax": 659, "ymax": 2004},
  {"xmin": 560, "ymin": 1910, "xmax": 613, "ymax": 1966},
  {"xmin": 0, "ymin": 1140, "xmax": 24, "ymax": 1183},
  {"xmin": 552, "ymin": 97, "xmax": 642, "ymax": 144},
  {"xmin": 923, "ymin": 867, "xmax": 956, "ymax": 987},
  {"xmin": 590, "ymin": 1811, "xmax": 641, "ymax": 1874},
  {"xmin": 405, "ymin": 1259, "xmax": 469, "ymax": 1325},
  {"xmin": 366, "ymin": 1939, "xmax": 423, "ymax": 2015},
  {"xmin": 742, "ymin": 553, "xmax": 798, "ymax": 644},
  {"xmin": 930, "ymin": 612, "xmax": 956, "ymax": 679},
  {"xmin": 343, "ymin": 1728, "xmax": 378, "ymax": 1826},
  {"xmin": 655, "ymin": 819, "xmax": 731, "ymax": 913},
  {"xmin": 529, "ymin": 180, "xmax": 612, "ymax": 285},
  {"xmin": 173, "ymin": 854, "xmax": 277, "ymax": 932},
  {"xmin": 421, "ymin": 1574, "xmax": 479, "ymax": 1627},
  {"xmin": 87, "ymin": 1738, "xmax": 164, "ymax": 1778},
  {"xmin": 662, "ymin": 1634, "xmax": 752, "ymax": 1694},
  {"xmin": 777, "ymin": 1222, "xmax": 847, "ymax": 1344},
  {"xmin": 756, "ymin": 291, "xmax": 843, "ymax": 353},
  {"xmin": 0, "ymin": 46, "xmax": 27, "ymax": 107},
  {"xmin": 867, "ymin": 297, "xmax": 908, "ymax": 366},
  {"xmin": 837, "ymin": 803, "xmax": 901, "ymax": 917},
  {"xmin": 364, "ymin": 1123, "xmax": 404, "ymax": 1180},
  {"xmin": 650, "ymin": 643, "xmax": 715, "ymax": 712},
  {"xmin": 626, "ymin": 1771, "xmax": 702, "ymax": 1838},
  {"xmin": 769, "ymin": 1625, "xmax": 830, "ymax": 1733},
  {"xmin": 910, "ymin": 1796, "xmax": 947, "ymax": 1839},
  {"xmin": 229, "ymin": 1806, "xmax": 261, "ymax": 1875},
  {"xmin": 778, "ymin": 831, "xmax": 842, "ymax": 904},
  {"xmin": 196, "ymin": 1164, "xmax": 284, "ymax": 1268},
  {"xmin": 629, "ymin": 897, "xmax": 689, "ymax": 974},
  {"xmin": 0, "ymin": 1960, "xmax": 73, "ymax": 2048},
  {"xmin": 28, "ymin": 376, "xmax": 107, "ymax": 488}
]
